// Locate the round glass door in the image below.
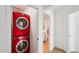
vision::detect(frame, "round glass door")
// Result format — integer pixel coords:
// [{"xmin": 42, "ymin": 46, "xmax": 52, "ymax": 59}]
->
[
  {"xmin": 16, "ymin": 40, "xmax": 29, "ymax": 53},
  {"xmin": 16, "ymin": 17, "xmax": 29, "ymax": 29}
]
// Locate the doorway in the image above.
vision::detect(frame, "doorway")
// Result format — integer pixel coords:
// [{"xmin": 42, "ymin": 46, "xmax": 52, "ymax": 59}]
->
[
  {"xmin": 43, "ymin": 13, "xmax": 50, "ymax": 53},
  {"xmin": 68, "ymin": 11, "xmax": 79, "ymax": 53}
]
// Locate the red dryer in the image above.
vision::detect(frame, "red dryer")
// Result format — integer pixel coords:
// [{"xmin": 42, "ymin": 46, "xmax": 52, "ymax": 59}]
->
[
  {"xmin": 12, "ymin": 11, "xmax": 30, "ymax": 37},
  {"xmin": 12, "ymin": 11, "xmax": 30, "ymax": 53}
]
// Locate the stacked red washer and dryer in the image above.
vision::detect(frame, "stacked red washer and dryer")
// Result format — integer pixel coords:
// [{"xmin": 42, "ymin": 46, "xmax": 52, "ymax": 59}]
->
[{"xmin": 12, "ymin": 11, "xmax": 30, "ymax": 53}]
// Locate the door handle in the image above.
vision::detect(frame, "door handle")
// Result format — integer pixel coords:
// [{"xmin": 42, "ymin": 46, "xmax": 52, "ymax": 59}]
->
[
  {"xmin": 37, "ymin": 38, "xmax": 39, "ymax": 40},
  {"xmin": 69, "ymin": 34, "xmax": 71, "ymax": 37}
]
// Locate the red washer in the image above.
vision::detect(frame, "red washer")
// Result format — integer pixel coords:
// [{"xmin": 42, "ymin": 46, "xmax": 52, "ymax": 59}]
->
[
  {"xmin": 12, "ymin": 36, "xmax": 30, "ymax": 53},
  {"xmin": 12, "ymin": 11, "xmax": 30, "ymax": 36},
  {"xmin": 12, "ymin": 11, "xmax": 30, "ymax": 53}
]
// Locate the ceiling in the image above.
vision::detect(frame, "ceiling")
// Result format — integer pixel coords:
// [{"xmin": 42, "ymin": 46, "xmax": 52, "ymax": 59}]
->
[
  {"xmin": 12, "ymin": 5, "xmax": 28, "ymax": 10},
  {"xmin": 12, "ymin": 5, "xmax": 65, "ymax": 11}
]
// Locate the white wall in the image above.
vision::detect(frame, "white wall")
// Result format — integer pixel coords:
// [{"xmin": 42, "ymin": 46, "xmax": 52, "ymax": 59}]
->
[
  {"xmin": 49, "ymin": 10, "xmax": 55, "ymax": 51},
  {"xmin": 0, "ymin": 5, "xmax": 12, "ymax": 53},
  {"xmin": 24, "ymin": 7, "xmax": 38, "ymax": 53},
  {"xmin": 0, "ymin": 5, "xmax": 6, "ymax": 52},
  {"xmin": 37, "ymin": 6, "xmax": 43, "ymax": 53},
  {"xmin": 55, "ymin": 6, "xmax": 79, "ymax": 52}
]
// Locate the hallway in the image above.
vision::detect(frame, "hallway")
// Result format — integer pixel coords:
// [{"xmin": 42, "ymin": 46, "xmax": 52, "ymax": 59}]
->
[{"xmin": 43, "ymin": 40, "xmax": 49, "ymax": 53}]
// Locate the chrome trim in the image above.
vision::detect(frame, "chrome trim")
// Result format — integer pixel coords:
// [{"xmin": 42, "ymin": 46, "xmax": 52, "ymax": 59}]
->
[
  {"xmin": 16, "ymin": 40, "xmax": 29, "ymax": 53},
  {"xmin": 16, "ymin": 17, "xmax": 29, "ymax": 29}
]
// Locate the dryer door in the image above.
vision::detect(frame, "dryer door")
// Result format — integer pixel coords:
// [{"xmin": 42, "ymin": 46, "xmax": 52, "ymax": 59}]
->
[
  {"xmin": 16, "ymin": 40, "xmax": 29, "ymax": 53},
  {"xmin": 16, "ymin": 17, "xmax": 29, "ymax": 29}
]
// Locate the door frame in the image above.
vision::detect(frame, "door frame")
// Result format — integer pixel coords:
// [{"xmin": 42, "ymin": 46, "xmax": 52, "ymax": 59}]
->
[{"xmin": 43, "ymin": 10, "xmax": 55, "ymax": 52}]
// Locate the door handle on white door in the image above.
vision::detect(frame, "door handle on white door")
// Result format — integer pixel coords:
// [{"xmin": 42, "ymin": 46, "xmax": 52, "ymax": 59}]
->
[
  {"xmin": 69, "ymin": 34, "xmax": 71, "ymax": 37},
  {"xmin": 37, "ymin": 38, "xmax": 39, "ymax": 40}
]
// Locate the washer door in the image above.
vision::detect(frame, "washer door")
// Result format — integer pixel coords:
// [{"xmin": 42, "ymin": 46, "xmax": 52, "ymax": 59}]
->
[
  {"xmin": 16, "ymin": 17, "xmax": 29, "ymax": 29},
  {"xmin": 16, "ymin": 40, "xmax": 29, "ymax": 53}
]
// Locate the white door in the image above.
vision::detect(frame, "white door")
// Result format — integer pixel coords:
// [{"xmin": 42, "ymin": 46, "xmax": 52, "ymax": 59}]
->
[
  {"xmin": 68, "ymin": 11, "xmax": 79, "ymax": 53},
  {"xmin": 75, "ymin": 11, "xmax": 79, "ymax": 52},
  {"xmin": 68, "ymin": 13, "xmax": 76, "ymax": 52}
]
